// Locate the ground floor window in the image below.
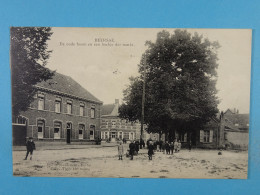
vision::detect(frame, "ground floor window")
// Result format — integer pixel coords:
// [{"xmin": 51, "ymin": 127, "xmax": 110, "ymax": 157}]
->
[
  {"xmin": 200, "ymin": 130, "xmax": 213, "ymax": 143},
  {"xmin": 101, "ymin": 131, "xmax": 109, "ymax": 140},
  {"xmin": 129, "ymin": 132, "xmax": 135, "ymax": 140},
  {"xmin": 118, "ymin": 131, "xmax": 123, "ymax": 140},
  {"xmin": 79, "ymin": 124, "xmax": 85, "ymax": 139},
  {"xmin": 37, "ymin": 120, "xmax": 44, "ymax": 139},
  {"xmin": 204, "ymin": 130, "xmax": 210, "ymax": 142},
  {"xmin": 54, "ymin": 122, "xmax": 61, "ymax": 139},
  {"xmin": 179, "ymin": 132, "xmax": 187, "ymax": 142}
]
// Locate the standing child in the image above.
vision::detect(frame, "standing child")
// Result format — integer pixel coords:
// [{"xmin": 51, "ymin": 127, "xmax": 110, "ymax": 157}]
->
[
  {"xmin": 24, "ymin": 137, "xmax": 36, "ymax": 160},
  {"xmin": 165, "ymin": 141, "xmax": 170, "ymax": 155},
  {"xmin": 174, "ymin": 139, "xmax": 178, "ymax": 153},
  {"xmin": 177, "ymin": 140, "xmax": 182, "ymax": 152},
  {"xmin": 118, "ymin": 141, "xmax": 124, "ymax": 160}
]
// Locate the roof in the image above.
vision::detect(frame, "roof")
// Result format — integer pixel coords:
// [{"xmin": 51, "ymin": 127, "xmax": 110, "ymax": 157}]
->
[
  {"xmin": 224, "ymin": 110, "xmax": 249, "ymax": 131},
  {"xmin": 101, "ymin": 103, "xmax": 119, "ymax": 116},
  {"xmin": 35, "ymin": 72, "xmax": 102, "ymax": 103},
  {"xmin": 101, "ymin": 104, "xmax": 115, "ymax": 115}
]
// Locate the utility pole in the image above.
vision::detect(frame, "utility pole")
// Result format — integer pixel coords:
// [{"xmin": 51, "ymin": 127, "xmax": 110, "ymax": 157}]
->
[{"xmin": 140, "ymin": 55, "xmax": 146, "ymax": 149}]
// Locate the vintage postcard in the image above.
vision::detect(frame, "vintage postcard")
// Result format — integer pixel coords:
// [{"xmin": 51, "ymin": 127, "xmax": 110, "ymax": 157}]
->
[{"xmin": 11, "ymin": 27, "xmax": 251, "ymax": 178}]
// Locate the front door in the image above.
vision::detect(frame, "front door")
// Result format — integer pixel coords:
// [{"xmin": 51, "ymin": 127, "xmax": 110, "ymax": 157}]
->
[
  {"xmin": 111, "ymin": 132, "xmax": 116, "ymax": 142},
  {"xmin": 66, "ymin": 123, "xmax": 72, "ymax": 144},
  {"xmin": 90, "ymin": 130, "xmax": 94, "ymax": 140},
  {"xmin": 90, "ymin": 125, "xmax": 95, "ymax": 140}
]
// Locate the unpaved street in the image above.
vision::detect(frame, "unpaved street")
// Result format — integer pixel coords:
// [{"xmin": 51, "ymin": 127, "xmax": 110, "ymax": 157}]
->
[{"xmin": 13, "ymin": 145, "xmax": 248, "ymax": 179}]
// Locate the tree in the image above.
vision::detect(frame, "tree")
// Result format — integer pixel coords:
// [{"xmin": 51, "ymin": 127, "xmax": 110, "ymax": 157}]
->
[
  {"xmin": 119, "ymin": 29, "xmax": 220, "ymax": 140},
  {"xmin": 11, "ymin": 27, "xmax": 54, "ymax": 117}
]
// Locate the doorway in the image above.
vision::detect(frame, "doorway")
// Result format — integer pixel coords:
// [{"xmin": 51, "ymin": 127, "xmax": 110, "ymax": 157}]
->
[
  {"xmin": 66, "ymin": 123, "xmax": 72, "ymax": 144},
  {"xmin": 111, "ymin": 132, "xmax": 116, "ymax": 142}
]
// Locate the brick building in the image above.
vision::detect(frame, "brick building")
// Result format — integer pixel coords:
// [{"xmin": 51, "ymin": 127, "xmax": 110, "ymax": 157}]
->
[
  {"xmin": 100, "ymin": 99, "xmax": 141, "ymax": 142},
  {"xmin": 12, "ymin": 72, "xmax": 102, "ymax": 145}
]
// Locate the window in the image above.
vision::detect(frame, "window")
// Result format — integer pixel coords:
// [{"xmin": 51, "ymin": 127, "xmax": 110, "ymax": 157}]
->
[
  {"xmin": 67, "ymin": 100, "xmax": 72, "ymax": 114},
  {"xmin": 203, "ymin": 130, "xmax": 210, "ymax": 143},
  {"xmin": 129, "ymin": 132, "xmax": 134, "ymax": 140},
  {"xmin": 112, "ymin": 121, "xmax": 116, "ymax": 128},
  {"xmin": 15, "ymin": 116, "xmax": 27, "ymax": 125},
  {"xmin": 80, "ymin": 103, "xmax": 84, "ymax": 116},
  {"xmin": 79, "ymin": 124, "xmax": 84, "ymax": 139},
  {"xmin": 37, "ymin": 120, "xmax": 44, "ymax": 138},
  {"xmin": 38, "ymin": 94, "xmax": 44, "ymax": 110},
  {"xmin": 91, "ymin": 107, "xmax": 95, "ymax": 118},
  {"xmin": 200, "ymin": 130, "xmax": 213, "ymax": 143},
  {"xmin": 118, "ymin": 131, "xmax": 123, "ymax": 139},
  {"xmin": 54, "ymin": 122, "xmax": 61, "ymax": 139},
  {"xmin": 55, "ymin": 98, "xmax": 61, "ymax": 113},
  {"xmin": 105, "ymin": 131, "xmax": 109, "ymax": 139},
  {"xmin": 179, "ymin": 132, "xmax": 187, "ymax": 142}
]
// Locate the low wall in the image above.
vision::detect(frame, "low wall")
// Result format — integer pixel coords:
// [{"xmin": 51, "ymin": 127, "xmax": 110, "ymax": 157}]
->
[{"xmin": 225, "ymin": 131, "xmax": 248, "ymax": 150}]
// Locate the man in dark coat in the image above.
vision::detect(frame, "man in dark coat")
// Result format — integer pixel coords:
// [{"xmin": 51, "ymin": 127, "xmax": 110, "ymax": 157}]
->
[
  {"xmin": 140, "ymin": 138, "xmax": 145, "ymax": 149},
  {"xmin": 135, "ymin": 140, "xmax": 140, "ymax": 155},
  {"xmin": 148, "ymin": 141, "xmax": 154, "ymax": 160},
  {"xmin": 165, "ymin": 141, "xmax": 170, "ymax": 155},
  {"xmin": 129, "ymin": 141, "xmax": 135, "ymax": 160},
  {"xmin": 162, "ymin": 141, "xmax": 166, "ymax": 154},
  {"xmin": 24, "ymin": 137, "xmax": 36, "ymax": 160},
  {"xmin": 159, "ymin": 140, "xmax": 163, "ymax": 152}
]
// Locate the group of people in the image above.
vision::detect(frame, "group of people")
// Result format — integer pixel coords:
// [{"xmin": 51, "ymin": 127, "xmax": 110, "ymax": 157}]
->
[
  {"xmin": 163, "ymin": 140, "xmax": 182, "ymax": 155},
  {"xmin": 118, "ymin": 138, "xmax": 191, "ymax": 161}
]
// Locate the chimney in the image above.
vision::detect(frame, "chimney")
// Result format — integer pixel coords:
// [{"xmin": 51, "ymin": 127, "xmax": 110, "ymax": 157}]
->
[{"xmin": 115, "ymin": 99, "xmax": 119, "ymax": 105}]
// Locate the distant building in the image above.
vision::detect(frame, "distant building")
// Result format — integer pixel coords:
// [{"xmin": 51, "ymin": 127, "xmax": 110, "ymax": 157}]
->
[
  {"xmin": 194, "ymin": 108, "xmax": 249, "ymax": 149},
  {"xmin": 173, "ymin": 108, "xmax": 249, "ymax": 150},
  {"xmin": 100, "ymin": 99, "xmax": 139, "ymax": 142},
  {"xmin": 195, "ymin": 117, "xmax": 220, "ymax": 149},
  {"xmin": 12, "ymin": 72, "xmax": 102, "ymax": 145},
  {"xmin": 219, "ymin": 109, "xmax": 249, "ymax": 150}
]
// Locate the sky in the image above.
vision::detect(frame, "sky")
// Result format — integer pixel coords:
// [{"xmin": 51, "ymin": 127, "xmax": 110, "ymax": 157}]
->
[{"xmin": 46, "ymin": 27, "xmax": 251, "ymax": 114}]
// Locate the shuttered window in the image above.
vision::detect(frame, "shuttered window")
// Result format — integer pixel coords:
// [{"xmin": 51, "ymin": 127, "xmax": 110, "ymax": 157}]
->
[{"xmin": 200, "ymin": 130, "xmax": 213, "ymax": 143}]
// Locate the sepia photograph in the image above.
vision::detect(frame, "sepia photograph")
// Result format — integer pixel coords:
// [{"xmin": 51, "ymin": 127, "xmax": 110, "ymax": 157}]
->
[{"xmin": 11, "ymin": 27, "xmax": 251, "ymax": 179}]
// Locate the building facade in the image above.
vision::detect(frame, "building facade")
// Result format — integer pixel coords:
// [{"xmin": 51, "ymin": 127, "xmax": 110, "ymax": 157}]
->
[
  {"xmin": 12, "ymin": 72, "xmax": 102, "ymax": 145},
  {"xmin": 193, "ymin": 108, "xmax": 249, "ymax": 149},
  {"xmin": 100, "ymin": 99, "xmax": 142, "ymax": 142},
  {"xmin": 219, "ymin": 109, "xmax": 249, "ymax": 150}
]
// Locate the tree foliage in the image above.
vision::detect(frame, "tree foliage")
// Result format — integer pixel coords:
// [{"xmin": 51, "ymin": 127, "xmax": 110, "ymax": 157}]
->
[
  {"xmin": 119, "ymin": 30, "xmax": 220, "ymax": 138},
  {"xmin": 11, "ymin": 27, "xmax": 54, "ymax": 116}
]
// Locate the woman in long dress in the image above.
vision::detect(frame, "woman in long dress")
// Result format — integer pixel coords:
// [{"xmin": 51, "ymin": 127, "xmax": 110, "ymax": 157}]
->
[{"xmin": 118, "ymin": 141, "xmax": 124, "ymax": 160}]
